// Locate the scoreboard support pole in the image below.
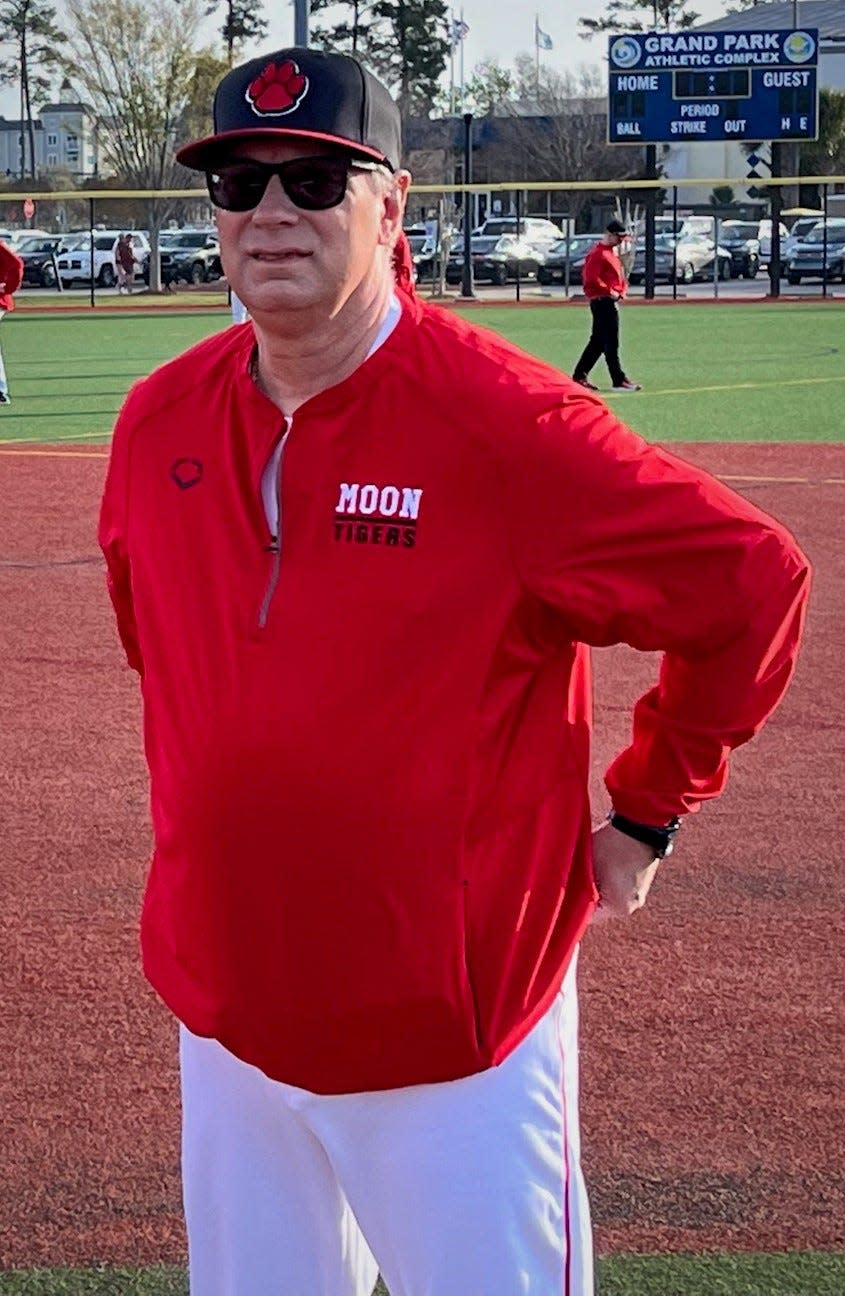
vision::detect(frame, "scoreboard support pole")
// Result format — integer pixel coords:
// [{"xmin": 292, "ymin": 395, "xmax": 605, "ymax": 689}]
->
[
  {"xmin": 644, "ymin": 144, "xmax": 657, "ymax": 300},
  {"xmin": 769, "ymin": 141, "xmax": 782, "ymax": 299}
]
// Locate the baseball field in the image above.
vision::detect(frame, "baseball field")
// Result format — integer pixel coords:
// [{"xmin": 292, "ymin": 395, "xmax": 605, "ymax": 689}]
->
[{"xmin": 1, "ymin": 301, "xmax": 843, "ymax": 1294}]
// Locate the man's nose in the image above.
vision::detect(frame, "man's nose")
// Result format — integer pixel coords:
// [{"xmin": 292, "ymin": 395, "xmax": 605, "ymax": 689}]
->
[{"xmin": 253, "ymin": 174, "xmax": 299, "ymax": 221}]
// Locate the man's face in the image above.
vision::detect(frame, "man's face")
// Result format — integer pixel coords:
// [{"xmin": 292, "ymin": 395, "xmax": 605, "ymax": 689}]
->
[{"xmin": 213, "ymin": 137, "xmax": 409, "ymax": 318}]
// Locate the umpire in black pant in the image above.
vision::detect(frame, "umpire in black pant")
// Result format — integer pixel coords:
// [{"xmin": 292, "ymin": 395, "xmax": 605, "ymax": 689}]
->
[{"xmin": 573, "ymin": 220, "xmax": 640, "ymax": 393}]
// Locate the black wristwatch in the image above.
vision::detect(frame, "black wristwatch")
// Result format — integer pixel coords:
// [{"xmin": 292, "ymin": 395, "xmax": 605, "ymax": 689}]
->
[{"xmin": 607, "ymin": 810, "xmax": 681, "ymax": 858}]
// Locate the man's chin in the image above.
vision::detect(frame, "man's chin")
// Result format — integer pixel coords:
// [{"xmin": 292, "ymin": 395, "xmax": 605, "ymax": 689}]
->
[{"xmin": 239, "ymin": 282, "xmax": 323, "ymax": 315}]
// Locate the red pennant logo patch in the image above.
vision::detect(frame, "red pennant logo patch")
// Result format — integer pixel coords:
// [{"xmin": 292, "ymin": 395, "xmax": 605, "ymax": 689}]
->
[{"xmin": 245, "ymin": 60, "xmax": 309, "ymax": 116}]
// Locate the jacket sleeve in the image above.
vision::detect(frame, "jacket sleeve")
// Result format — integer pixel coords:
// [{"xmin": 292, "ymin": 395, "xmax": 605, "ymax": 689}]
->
[
  {"xmin": 501, "ymin": 393, "xmax": 811, "ymax": 822},
  {"xmin": 98, "ymin": 401, "xmax": 144, "ymax": 676},
  {"xmin": 0, "ymin": 242, "xmax": 23, "ymax": 294}
]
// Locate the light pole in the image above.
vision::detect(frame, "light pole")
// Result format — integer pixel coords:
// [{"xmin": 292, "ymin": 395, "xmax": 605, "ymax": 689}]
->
[
  {"xmin": 294, "ymin": 0, "xmax": 309, "ymax": 45},
  {"xmin": 460, "ymin": 112, "xmax": 476, "ymax": 299}
]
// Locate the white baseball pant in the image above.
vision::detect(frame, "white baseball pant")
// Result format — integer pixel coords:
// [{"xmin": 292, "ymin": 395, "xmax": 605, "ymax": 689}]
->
[{"xmin": 180, "ymin": 953, "xmax": 593, "ymax": 1296}]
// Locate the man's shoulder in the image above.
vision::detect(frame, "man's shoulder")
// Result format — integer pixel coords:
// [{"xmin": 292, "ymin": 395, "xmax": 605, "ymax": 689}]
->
[{"xmin": 412, "ymin": 299, "xmax": 574, "ymax": 411}]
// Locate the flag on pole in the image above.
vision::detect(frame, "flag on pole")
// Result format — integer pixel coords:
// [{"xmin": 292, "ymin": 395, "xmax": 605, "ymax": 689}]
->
[
  {"xmin": 535, "ymin": 20, "xmax": 553, "ymax": 50},
  {"xmin": 451, "ymin": 17, "xmax": 470, "ymax": 47}
]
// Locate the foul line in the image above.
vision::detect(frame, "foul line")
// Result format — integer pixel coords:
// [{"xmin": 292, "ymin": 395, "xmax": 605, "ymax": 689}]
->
[
  {"xmin": 0, "ymin": 448, "xmax": 109, "ymax": 458},
  {"xmin": 615, "ymin": 375, "xmax": 845, "ymax": 398},
  {"xmin": 0, "ymin": 447, "xmax": 840, "ymax": 488}
]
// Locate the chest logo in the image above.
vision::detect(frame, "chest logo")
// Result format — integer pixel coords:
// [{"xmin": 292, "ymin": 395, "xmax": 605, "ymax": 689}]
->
[
  {"xmin": 170, "ymin": 457, "xmax": 204, "ymax": 490},
  {"xmin": 334, "ymin": 481, "xmax": 422, "ymax": 549}
]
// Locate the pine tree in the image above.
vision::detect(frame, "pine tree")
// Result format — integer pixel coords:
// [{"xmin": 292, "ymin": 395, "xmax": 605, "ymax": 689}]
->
[
  {"xmin": 578, "ymin": 0, "xmax": 700, "ymax": 40},
  {"xmin": 220, "ymin": 0, "xmax": 268, "ymax": 68},
  {"xmin": 310, "ymin": 0, "xmax": 449, "ymax": 119},
  {"xmin": 0, "ymin": 0, "xmax": 64, "ymax": 179}
]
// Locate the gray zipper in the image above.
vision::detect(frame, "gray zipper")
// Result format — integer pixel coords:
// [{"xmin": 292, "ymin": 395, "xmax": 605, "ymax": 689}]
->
[{"xmin": 257, "ymin": 417, "xmax": 292, "ymax": 629}]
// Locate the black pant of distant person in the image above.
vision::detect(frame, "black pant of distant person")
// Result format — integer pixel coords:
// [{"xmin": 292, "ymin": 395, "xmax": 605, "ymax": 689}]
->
[{"xmin": 573, "ymin": 295, "xmax": 627, "ymax": 388}]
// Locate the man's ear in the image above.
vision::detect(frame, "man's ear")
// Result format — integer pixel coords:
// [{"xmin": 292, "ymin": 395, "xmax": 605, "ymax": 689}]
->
[{"xmin": 380, "ymin": 170, "xmax": 411, "ymax": 245}]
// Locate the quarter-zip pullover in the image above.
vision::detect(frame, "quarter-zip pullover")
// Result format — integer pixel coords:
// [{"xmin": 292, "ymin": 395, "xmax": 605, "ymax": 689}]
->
[{"xmin": 99, "ymin": 296, "xmax": 810, "ymax": 1094}]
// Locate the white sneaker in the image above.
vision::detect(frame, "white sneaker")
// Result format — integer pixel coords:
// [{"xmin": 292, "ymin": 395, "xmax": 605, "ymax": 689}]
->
[{"xmin": 612, "ymin": 379, "xmax": 642, "ymax": 391}]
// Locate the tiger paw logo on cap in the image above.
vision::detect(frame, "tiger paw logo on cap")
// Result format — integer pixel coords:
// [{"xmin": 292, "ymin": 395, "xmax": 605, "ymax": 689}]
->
[{"xmin": 246, "ymin": 59, "xmax": 309, "ymax": 116}]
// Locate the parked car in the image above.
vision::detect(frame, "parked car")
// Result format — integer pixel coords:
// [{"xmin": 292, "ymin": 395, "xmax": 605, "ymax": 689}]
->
[
  {"xmin": 670, "ymin": 233, "xmax": 733, "ymax": 282},
  {"xmin": 472, "ymin": 216, "xmax": 563, "ymax": 250},
  {"xmin": 55, "ymin": 229, "xmax": 151, "ymax": 287},
  {"xmin": 654, "ymin": 215, "xmax": 685, "ymax": 238},
  {"xmin": 629, "ymin": 233, "xmax": 686, "ymax": 284},
  {"xmin": 407, "ymin": 232, "xmax": 442, "ymax": 282},
  {"xmin": 445, "ymin": 234, "xmax": 544, "ymax": 285},
  {"xmin": 158, "ymin": 229, "xmax": 221, "ymax": 285},
  {"xmin": 786, "ymin": 219, "xmax": 845, "ymax": 284},
  {"xmin": 16, "ymin": 233, "xmax": 68, "ymax": 287},
  {"xmin": 782, "ymin": 214, "xmax": 824, "ymax": 260},
  {"xmin": 536, "ymin": 234, "xmax": 597, "ymax": 286},
  {"xmin": 756, "ymin": 219, "xmax": 789, "ymax": 264},
  {"xmin": 718, "ymin": 221, "xmax": 761, "ymax": 279}
]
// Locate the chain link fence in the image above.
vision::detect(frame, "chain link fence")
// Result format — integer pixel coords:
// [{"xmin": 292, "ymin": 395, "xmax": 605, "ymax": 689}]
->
[{"xmin": 1, "ymin": 174, "xmax": 843, "ymax": 305}]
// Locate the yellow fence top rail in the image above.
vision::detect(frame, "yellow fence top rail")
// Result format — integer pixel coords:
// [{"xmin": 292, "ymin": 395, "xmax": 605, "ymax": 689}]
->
[{"xmin": 0, "ymin": 175, "xmax": 843, "ymax": 203}]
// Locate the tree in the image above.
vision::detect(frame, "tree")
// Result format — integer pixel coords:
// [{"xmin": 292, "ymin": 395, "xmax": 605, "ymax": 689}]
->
[
  {"xmin": 475, "ymin": 58, "xmax": 643, "ymax": 225},
  {"xmin": 309, "ymin": 0, "xmax": 377, "ymax": 56},
  {"xmin": 798, "ymin": 89, "xmax": 845, "ymax": 206},
  {"xmin": 0, "ymin": 0, "xmax": 64, "ymax": 179},
  {"xmin": 710, "ymin": 185, "xmax": 735, "ymax": 207},
  {"xmin": 310, "ymin": 0, "xmax": 450, "ymax": 119},
  {"xmin": 578, "ymin": 0, "xmax": 700, "ymax": 39},
  {"xmin": 220, "ymin": 0, "xmax": 268, "ymax": 68},
  {"xmin": 62, "ymin": 0, "xmax": 211, "ymax": 291},
  {"xmin": 460, "ymin": 60, "xmax": 516, "ymax": 117}
]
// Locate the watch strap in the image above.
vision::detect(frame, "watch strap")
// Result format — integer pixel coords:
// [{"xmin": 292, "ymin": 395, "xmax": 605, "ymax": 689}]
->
[{"xmin": 607, "ymin": 810, "xmax": 681, "ymax": 858}]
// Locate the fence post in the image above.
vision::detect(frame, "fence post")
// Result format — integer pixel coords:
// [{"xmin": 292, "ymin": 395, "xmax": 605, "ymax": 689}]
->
[
  {"xmin": 768, "ymin": 143, "xmax": 782, "ymax": 298},
  {"xmin": 460, "ymin": 113, "xmax": 476, "ymax": 300},
  {"xmin": 644, "ymin": 144, "xmax": 657, "ymax": 300},
  {"xmin": 89, "ymin": 198, "xmax": 96, "ymax": 309}
]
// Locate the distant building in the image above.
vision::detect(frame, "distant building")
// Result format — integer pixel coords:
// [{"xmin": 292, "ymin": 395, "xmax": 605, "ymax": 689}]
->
[{"xmin": 0, "ymin": 80, "xmax": 99, "ymax": 181}]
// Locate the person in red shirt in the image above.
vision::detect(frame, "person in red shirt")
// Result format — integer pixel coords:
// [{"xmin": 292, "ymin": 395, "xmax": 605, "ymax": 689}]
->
[
  {"xmin": 573, "ymin": 218, "xmax": 641, "ymax": 392},
  {"xmin": 0, "ymin": 238, "xmax": 23, "ymax": 404},
  {"xmin": 100, "ymin": 48, "xmax": 810, "ymax": 1296}
]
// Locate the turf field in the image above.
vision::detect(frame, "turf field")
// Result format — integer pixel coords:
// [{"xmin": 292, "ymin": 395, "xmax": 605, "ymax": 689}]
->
[
  {"xmin": 1, "ymin": 301, "xmax": 842, "ymax": 1295},
  {"xmin": 3, "ymin": 1252, "xmax": 845, "ymax": 1294},
  {"xmin": 1, "ymin": 301, "xmax": 843, "ymax": 445}
]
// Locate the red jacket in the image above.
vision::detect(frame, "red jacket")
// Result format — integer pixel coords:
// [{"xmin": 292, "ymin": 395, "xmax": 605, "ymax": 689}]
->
[
  {"xmin": 99, "ymin": 298, "xmax": 809, "ymax": 1094},
  {"xmin": 581, "ymin": 240, "xmax": 628, "ymax": 300},
  {"xmin": 0, "ymin": 241, "xmax": 23, "ymax": 312}
]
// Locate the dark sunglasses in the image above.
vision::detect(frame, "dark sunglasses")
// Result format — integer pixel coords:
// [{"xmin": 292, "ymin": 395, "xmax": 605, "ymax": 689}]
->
[{"xmin": 206, "ymin": 155, "xmax": 389, "ymax": 213}]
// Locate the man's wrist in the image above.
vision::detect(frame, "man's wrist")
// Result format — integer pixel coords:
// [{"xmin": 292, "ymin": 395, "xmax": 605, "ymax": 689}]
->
[{"xmin": 606, "ymin": 810, "xmax": 681, "ymax": 858}]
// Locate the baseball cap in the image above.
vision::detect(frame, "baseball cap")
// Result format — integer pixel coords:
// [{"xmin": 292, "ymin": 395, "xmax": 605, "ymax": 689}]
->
[
  {"xmin": 606, "ymin": 219, "xmax": 631, "ymax": 237},
  {"xmin": 176, "ymin": 48, "xmax": 401, "ymax": 172}
]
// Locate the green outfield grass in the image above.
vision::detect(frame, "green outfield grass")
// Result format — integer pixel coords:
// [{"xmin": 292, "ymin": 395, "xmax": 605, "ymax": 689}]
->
[
  {"xmin": 1, "ymin": 302, "xmax": 843, "ymax": 447},
  {"xmin": 2, "ymin": 1253, "xmax": 844, "ymax": 1295}
]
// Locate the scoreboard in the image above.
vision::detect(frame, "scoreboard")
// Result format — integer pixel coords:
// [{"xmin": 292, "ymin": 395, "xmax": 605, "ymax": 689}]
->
[{"xmin": 607, "ymin": 29, "xmax": 819, "ymax": 144}]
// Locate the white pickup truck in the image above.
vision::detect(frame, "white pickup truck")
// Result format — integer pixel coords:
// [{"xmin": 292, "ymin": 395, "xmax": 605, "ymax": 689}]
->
[{"xmin": 55, "ymin": 229, "xmax": 151, "ymax": 287}]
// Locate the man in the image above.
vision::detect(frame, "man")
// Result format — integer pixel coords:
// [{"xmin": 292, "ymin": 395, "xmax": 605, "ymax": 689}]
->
[
  {"xmin": 115, "ymin": 233, "xmax": 136, "ymax": 294},
  {"xmin": 573, "ymin": 218, "xmax": 640, "ymax": 393},
  {"xmin": 99, "ymin": 47, "xmax": 810, "ymax": 1296},
  {"xmin": 0, "ymin": 236, "xmax": 23, "ymax": 404}
]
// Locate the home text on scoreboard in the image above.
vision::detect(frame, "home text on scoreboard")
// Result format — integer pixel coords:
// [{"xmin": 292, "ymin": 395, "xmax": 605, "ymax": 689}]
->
[{"xmin": 607, "ymin": 29, "xmax": 819, "ymax": 144}]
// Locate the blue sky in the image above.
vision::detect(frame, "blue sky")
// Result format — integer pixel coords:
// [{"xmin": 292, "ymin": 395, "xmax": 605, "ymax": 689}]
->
[{"xmin": 1, "ymin": 0, "xmax": 732, "ymax": 121}]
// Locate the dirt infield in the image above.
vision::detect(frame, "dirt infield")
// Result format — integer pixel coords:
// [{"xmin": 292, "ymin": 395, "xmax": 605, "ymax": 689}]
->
[{"xmin": 1, "ymin": 442, "xmax": 842, "ymax": 1269}]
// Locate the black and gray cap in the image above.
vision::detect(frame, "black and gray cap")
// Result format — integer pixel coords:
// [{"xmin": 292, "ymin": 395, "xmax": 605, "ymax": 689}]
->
[{"xmin": 176, "ymin": 48, "xmax": 402, "ymax": 172}]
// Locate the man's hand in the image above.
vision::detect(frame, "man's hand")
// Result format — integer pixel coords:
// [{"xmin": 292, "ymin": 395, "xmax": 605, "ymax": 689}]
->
[{"xmin": 590, "ymin": 819, "xmax": 662, "ymax": 923}]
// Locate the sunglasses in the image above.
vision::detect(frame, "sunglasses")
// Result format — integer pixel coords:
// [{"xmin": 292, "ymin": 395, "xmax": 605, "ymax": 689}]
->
[{"xmin": 206, "ymin": 155, "xmax": 389, "ymax": 213}]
